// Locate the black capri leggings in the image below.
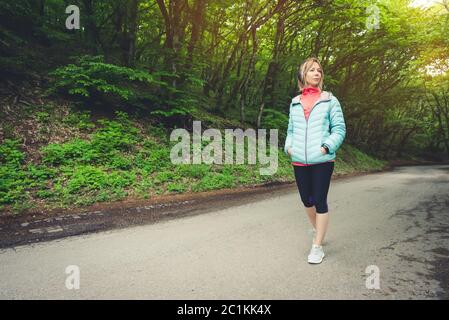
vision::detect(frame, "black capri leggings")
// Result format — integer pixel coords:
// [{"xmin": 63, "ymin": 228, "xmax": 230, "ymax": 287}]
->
[{"xmin": 293, "ymin": 162, "xmax": 334, "ymax": 214}]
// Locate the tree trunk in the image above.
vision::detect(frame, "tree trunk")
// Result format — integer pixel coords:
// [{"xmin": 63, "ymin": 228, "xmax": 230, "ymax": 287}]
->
[
  {"xmin": 186, "ymin": 0, "xmax": 206, "ymax": 70},
  {"xmin": 215, "ymin": 0, "xmax": 287, "ymax": 112},
  {"xmin": 126, "ymin": 0, "xmax": 138, "ymax": 67},
  {"xmin": 432, "ymin": 92, "xmax": 449, "ymax": 156},
  {"xmin": 215, "ymin": 32, "xmax": 246, "ymax": 112},
  {"xmin": 257, "ymin": 102, "xmax": 265, "ymax": 129},
  {"xmin": 82, "ymin": 0, "xmax": 101, "ymax": 55},
  {"xmin": 240, "ymin": 95, "xmax": 245, "ymax": 124},
  {"xmin": 262, "ymin": 10, "xmax": 285, "ymax": 109},
  {"xmin": 156, "ymin": 0, "xmax": 190, "ymax": 89}
]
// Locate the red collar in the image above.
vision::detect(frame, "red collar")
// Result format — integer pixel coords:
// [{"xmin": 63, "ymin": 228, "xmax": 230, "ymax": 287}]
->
[{"xmin": 302, "ymin": 86, "xmax": 321, "ymax": 96}]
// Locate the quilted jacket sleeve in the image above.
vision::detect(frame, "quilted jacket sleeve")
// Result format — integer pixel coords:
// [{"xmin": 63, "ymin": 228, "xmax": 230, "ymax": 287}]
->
[
  {"xmin": 322, "ymin": 97, "xmax": 346, "ymax": 154},
  {"xmin": 284, "ymin": 103, "xmax": 293, "ymax": 155}
]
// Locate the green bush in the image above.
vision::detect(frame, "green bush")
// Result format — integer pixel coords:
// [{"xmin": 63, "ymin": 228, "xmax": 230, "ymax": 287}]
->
[
  {"xmin": 36, "ymin": 111, "xmax": 50, "ymax": 124},
  {"xmin": 27, "ymin": 164, "xmax": 57, "ymax": 188},
  {"xmin": 105, "ymin": 153, "xmax": 134, "ymax": 170},
  {"xmin": 261, "ymin": 109, "xmax": 288, "ymax": 141},
  {"xmin": 41, "ymin": 111, "xmax": 141, "ymax": 166},
  {"xmin": 0, "ymin": 139, "xmax": 29, "ymax": 205},
  {"xmin": 48, "ymin": 55, "xmax": 168, "ymax": 102},
  {"xmin": 0, "ymin": 139, "xmax": 58, "ymax": 207},
  {"xmin": 53, "ymin": 165, "xmax": 135, "ymax": 197},
  {"xmin": 135, "ymin": 147, "xmax": 172, "ymax": 174},
  {"xmin": 41, "ymin": 138, "xmax": 92, "ymax": 165},
  {"xmin": 167, "ymin": 182, "xmax": 187, "ymax": 193},
  {"xmin": 62, "ymin": 110, "xmax": 95, "ymax": 131},
  {"xmin": 0, "ymin": 165, "xmax": 29, "ymax": 205},
  {"xmin": 175, "ymin": 164, "xmax": 210, "ymax": 179},
  {"xmin": 0, "ymin": 138, "xmax": 25, "ymax": 166},
  {"xmin": 191, "ymin": 172, "xmax": 236, "ymax": 192},
  {"xmin": 154, "ymin": 171, "xmax": 177, "ymax": 184},
  {"xmin": 93, "ymin": 118, "xmax": 140, "ymax": 153}
]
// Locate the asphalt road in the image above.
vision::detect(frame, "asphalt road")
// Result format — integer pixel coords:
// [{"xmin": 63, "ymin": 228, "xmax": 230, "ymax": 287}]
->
[{"xmin": 1, "ymin": 165, "xmax": 448, "ymax": 299}]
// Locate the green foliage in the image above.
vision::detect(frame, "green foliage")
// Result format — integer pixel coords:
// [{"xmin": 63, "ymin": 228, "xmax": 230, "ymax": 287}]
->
[
  {"xmin": 135, "ymin": 140, "xmax": 172, "ymax": 174},
  {"xmin": 0, "ymin": 117, "xmax": 389, "ymax": 213},
  {"xmin": 167, "ymin": 182, "xmax": 187, "ymax": 193},
  {"xmin": 149, "ymin": 95, "xmax": 198, "ymax": 123},
  {"xmin": 27, "ymin": 164, "xmax": 57, "ymax": 187},
  {"xmin": 150, "ymin": 106, "xmax": 191, "ymax": 118},
  {"xmin": 154, "ymin": 171, "xmax": 176, "ymax": 184},
  {"xmin": 3, "ymin": 0, "xmax": 443, "ymax": 213},
  {"xmin": 0, "ymin": 138, "xmax": 25, "ymax": 166},
  {"xmin": 93, "ymin": 117, "xmax": 140, "ymax": 153},
  {"xmin": 0, "ymin": 139, "xmax": 29, "ymax": 206},
  {"xmin": 36, "ymin": 111, "xmax": 50, "ymax": 123},
  {"xmin": 41, "ymin": 111, "xmax": 141, "ymax": 166},
  {"xmin": 144, "ymin": 124, "xmax": 169, "ymax": 143},
  {"xmin": 0, "ymin": 164, "xmax": 29, "ymax": 206},
  {"xmin": 48, "ymin": 55, "xmax": 168, "ymax": 102},
  {"xmin": 175, "ymin": 164, "xmax": 210, "ymax": 179},
  {"xmin": 261, "ymin": 109, "xmax": 288, "ymax": 140},
  {"xmin": 62, "ymin": 110, "xmax": 95, "ymax": 131},
  {"xmin": 0, "ymin": 112, "xmax": 148, "ymax": 210},
  {"xmin": 53, "ymin": 164, "xmax": 135, "ymax": 204},
  {"xmin": 105, "ymin": 153, "xmax": 134, "ymax": 170},
  {"xmin": 191, "ymin": 172, "xmax": 236, "ymax": 192},
  {"xmin": 41, "ymin": 139, "xmax": 91, "ymax": 166}
]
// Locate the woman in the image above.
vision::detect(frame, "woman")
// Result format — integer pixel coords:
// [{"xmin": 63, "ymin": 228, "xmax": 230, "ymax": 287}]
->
[{"xmin": 284, "ymin": 57, "xmax": 346, "ymax": 264}]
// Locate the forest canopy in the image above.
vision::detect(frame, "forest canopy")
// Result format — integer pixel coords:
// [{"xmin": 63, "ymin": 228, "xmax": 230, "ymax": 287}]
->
[{"xmin": 0, "ymin": 0, "xmax": 448, "ymax": 159}]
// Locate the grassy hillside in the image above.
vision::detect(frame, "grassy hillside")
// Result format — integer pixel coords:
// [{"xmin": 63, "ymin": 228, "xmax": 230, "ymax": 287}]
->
[{"xmin": 0, "ymin": 98, "xmax": 388, "ymax": 216}]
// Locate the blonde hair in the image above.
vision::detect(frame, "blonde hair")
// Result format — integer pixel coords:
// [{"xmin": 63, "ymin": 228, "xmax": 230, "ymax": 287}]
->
[{"xmin": 297, "ymin": 57, "xmax": 324, "ymax": 91}]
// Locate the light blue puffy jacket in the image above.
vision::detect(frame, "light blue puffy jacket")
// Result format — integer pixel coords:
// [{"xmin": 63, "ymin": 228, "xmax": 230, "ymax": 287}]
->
[{"xmin": 284, "ymin": 91, "xmax": 346, "ymax": 164}]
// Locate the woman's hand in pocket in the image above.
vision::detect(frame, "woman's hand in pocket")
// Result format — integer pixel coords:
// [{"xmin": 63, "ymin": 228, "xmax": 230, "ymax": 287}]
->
[{"xmin": 320, "ymin": 147, "xmax": 327, "ymax": 155}]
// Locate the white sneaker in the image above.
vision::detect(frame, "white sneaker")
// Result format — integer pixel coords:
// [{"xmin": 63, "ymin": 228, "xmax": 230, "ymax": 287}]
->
[{"xmin": 308, "ymin": 244, "xmax": 325, "ymax": 264}]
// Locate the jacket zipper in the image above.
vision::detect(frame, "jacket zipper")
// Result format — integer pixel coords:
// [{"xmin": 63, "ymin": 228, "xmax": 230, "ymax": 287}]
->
[{"xmin": 304, "ymin": 100, "xmax": 325, "ymax": 164}]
